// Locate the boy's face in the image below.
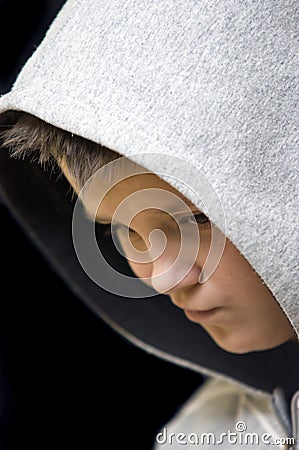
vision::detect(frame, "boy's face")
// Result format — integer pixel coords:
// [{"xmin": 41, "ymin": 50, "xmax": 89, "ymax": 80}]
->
[{"xmin": 62, "ymin": 163, "xmax": 296, "ymax": 354}]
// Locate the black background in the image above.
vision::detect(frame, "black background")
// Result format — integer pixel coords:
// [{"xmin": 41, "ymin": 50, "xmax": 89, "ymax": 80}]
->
[{"xmin": 0, "ymin": 1, "xmax": 203, "ymax": 449}]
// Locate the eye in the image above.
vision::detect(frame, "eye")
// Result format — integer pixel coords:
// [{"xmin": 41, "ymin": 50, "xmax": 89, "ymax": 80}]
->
[
  {"xmin": 126, "ymin": 227, "xmax": 139, "ymax": 238},
  {"xmin": 181, "ymin": 212, "xmax": 211, "ymax": 230},
  {"xmin": 100, "ymin": 212, "xmax": 211, "ymax": 238},
  {"xmin": 101, "ymin": 223, "xmax": 139, "ymax": 238}
]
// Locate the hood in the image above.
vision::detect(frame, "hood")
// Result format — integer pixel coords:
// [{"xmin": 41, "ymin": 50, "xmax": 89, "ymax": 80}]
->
[{"xmin": 0, "ymin": 0, "xmax": 298, "ymax": 398}]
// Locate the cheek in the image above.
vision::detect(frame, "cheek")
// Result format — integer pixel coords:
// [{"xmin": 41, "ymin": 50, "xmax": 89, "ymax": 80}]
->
[
  {"xmin": 214, "ymin": 240, "xmax": 286, "ymax": 322},
  {"xmin": 214, "ymin": 240, "xmax": 261, "ymax": 292},
  {"xmin": 127, "ymin": 260, "xmax": 153, "ymax": 285}
]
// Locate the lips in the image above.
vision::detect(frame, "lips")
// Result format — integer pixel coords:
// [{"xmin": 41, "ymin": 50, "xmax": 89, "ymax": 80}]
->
[
  {"xmin": 184, "ymin": 307, "xmax": 221, "ymax": 324},
  {"xmin": 171, "ymin": 287, "xmax": 222, "ymax": 312}
]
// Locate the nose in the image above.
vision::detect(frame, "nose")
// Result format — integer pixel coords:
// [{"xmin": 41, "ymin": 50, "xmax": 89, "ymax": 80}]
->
[{"xmin": 149, "ymin": 233, "xmax": 201, "ymax": 295}]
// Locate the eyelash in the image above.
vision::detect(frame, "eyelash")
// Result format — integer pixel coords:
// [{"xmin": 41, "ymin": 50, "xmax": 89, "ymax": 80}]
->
[
  {"xmin": 101, "ymin": 212, "xmax": 211, "ymax": 237},
  {"xmin": 181, "ymin": 212, "xmax": 211, "ymax": 230}
]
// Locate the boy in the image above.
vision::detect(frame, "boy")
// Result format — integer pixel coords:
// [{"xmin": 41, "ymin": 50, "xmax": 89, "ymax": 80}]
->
[{"xmin": 0, "ymin": 0, "xmax": 298, "ymax": 448}]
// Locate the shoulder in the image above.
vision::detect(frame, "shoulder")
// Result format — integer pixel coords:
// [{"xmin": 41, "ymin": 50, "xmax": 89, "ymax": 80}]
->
[{"xmin": 154, "ymin": 377, "xmax": 287, "ymax": 449}]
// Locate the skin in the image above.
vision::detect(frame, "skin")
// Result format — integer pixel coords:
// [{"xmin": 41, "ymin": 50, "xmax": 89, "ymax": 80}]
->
[{"xmin": 61, "ymin": 161, "xmax": 296, "ymax": 354}]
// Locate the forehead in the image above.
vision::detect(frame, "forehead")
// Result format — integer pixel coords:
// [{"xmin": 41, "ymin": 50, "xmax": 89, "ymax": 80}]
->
[{"xmin": 83, "ymin": 162, "xmax": 197, "ymax": 222}]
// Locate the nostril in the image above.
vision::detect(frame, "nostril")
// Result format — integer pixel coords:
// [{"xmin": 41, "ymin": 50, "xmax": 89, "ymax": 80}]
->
[{"xmin": 151, "ymin": 264, "xmax": 201, "ymax": 295}]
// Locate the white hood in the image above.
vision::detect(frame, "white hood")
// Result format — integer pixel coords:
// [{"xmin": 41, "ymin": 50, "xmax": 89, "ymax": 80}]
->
[{"xmin": 0, "ymin": 0, "xmax": 298, "ymax": 393}]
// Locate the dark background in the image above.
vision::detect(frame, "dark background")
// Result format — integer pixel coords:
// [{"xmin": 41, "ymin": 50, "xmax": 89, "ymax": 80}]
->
[{"xmin": 0, "ymin": 1, "xmax": 203, "ymax": 449}]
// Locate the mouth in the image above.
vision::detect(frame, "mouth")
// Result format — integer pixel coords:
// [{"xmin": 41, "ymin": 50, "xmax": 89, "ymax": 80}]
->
[{"xmin": 184, "ymin": 307, "xmax": 221, "ymax": 324}]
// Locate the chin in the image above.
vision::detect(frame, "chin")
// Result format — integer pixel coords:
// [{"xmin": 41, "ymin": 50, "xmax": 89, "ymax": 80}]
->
[{"xmin": 211, "ymin": 331, "xmax": 273, "ymax": 355}]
